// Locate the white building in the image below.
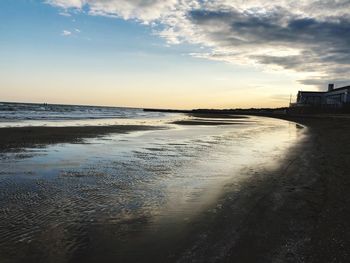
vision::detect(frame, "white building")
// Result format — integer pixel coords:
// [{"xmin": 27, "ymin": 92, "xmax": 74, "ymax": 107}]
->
[{"xmin": 296, "ymin": 84, "xmax": 350, "ymax": 107}]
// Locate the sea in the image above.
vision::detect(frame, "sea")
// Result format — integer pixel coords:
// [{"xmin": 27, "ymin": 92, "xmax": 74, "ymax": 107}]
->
[
  {"xmin": 0, "ymin": 102, "xmax": 171, "ymax": 127},
  {"xmin": 0, "ymin": 101, "xmax": 305, "ymax": 262}
]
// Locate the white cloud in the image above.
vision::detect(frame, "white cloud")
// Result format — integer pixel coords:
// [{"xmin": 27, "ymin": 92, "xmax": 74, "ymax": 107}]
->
[
  {"xmin": 47, "ymin": 0, "xmax": 178, "ymax": 20},
  {"xmin": 59, "ymin": 11, "xmax": 71, "ymax": 16},
  {"xmin": 48, "ymin": 0, "xmax": 350, "ymax": 87},
  {"xmin": 61, "ymin": 30, "xmax": 72, "ymax": 36},
  {"xmin": 46, "ymin": 0, "xmax": 84, "ymax": 9},
  {"xmin": 89, "ymin": 0, "xmax": 178, "ymax": 21}
]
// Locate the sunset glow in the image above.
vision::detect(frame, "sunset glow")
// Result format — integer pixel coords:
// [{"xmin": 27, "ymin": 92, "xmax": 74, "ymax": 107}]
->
[{"xmin": 1, "ymin": 0, "xmax": 349, "ymax": 108}]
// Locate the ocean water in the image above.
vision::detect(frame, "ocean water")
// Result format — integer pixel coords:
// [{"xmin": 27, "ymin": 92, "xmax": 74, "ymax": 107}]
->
[
  {"xmin": 0, "ymin": 112, "xmax": 306, "ymax": 262},
  {"xmin": 0, "ymin": 102, "xmax": 171, "ymax": 127}
]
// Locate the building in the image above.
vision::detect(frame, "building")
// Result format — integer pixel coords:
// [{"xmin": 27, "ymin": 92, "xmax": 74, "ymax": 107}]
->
[{"xmin": 295, "ymin": 84, "xmax": 350, "ymax": 107}]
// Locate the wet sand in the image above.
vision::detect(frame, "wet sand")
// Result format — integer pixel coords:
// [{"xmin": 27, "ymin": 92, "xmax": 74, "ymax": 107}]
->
[
  {"xmin": 1, "ymin": 116, "xmax": 350, "ymax": 262},
  {"xmin": 265, "ymin": 115, "xmax": 350, "ymax": 262},
  {"xmin": 177, "ymin": 115, "xmax": 350, "ymax": 262},
  {"xmin": 0, "ymin": 125, "xmax": 162, "ymax": 152},
  {"xmin": 172, "ymin": 120, "xmax": 242, "ymax": 125},
  {"xmin": 171, "ymin": 114, "xmax": 251, "ymax": 126}
]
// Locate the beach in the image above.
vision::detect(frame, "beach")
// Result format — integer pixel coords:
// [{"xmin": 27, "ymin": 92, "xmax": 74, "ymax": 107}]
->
[
  {"xmin": 174, "ymin": 114, "xmax": 350, "ymax": 262},
  {"xmin": 3, "ymin": 1, "xmax": 349, "ymax": 261},
  {"xmin": 0, "ymin": 112, "xmax": 349, "ymax": 262}
]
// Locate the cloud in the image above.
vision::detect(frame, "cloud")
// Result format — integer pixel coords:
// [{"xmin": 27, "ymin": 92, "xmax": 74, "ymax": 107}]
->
[
  {"xmin": 46, "ymin": 0, "xmax": 84, "ymax": 9},
  {"xmin": 47, "ymin": 0, "xmax": 178, "ymax": 20},
  {"xmin": 61, "ymin": 30, "xmax": 72, "ymax": 36},
  {"xmin": 48, "ymin": 0, "xmax": 350, "ymax": 88},
  {"xmin": 59, "ymin": 11, "xmax": 71, "ymax": 16}
]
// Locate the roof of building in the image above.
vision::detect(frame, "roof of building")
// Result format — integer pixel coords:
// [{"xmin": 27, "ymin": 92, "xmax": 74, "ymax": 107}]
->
[
  {"xmin": 299, "ymin": 85, "xmax": 350, "ymax": 94},
  {"xmin": 331, "ymin": 85, "xmax": 350, "ymax": 92},
  {"xmin": 298, "ymin": 91, "xmax": 325, "ymax": 94}
]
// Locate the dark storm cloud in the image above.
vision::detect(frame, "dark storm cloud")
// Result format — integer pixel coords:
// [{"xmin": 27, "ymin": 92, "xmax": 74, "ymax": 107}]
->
[{"xmin": 186, "ymin": 7, "xmax": 350, "ymax": 87}]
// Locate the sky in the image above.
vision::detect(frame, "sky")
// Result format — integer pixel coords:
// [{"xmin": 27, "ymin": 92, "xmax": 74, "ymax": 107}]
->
[{"xmin": 0, "ymin": 0, "xmax": 349, "ymax": 109}]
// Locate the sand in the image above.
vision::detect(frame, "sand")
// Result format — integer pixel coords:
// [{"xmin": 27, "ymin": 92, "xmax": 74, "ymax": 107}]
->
[
  {"xmin": 0, "ymin": 116, "xmax": 349, "ymax": 262},
  {"xmin": 172, "ymin": 120, "xmax": 241, "ymax": 125},
  {"xmin": 175, "ymin": 115, "xmax": 350, "ymax": 262},
  {"xmin": 0, "ymin": 125, "xmax": 163, "ymax": 152}
]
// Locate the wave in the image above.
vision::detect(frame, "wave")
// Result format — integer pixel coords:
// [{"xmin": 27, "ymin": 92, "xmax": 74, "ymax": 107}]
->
[{"xmin": 0, "ymin": 102, "xmax": 162, "ymax": 121}]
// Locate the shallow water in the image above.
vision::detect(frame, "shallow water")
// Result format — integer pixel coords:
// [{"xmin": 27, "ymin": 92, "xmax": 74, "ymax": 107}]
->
[{"xmin": 0, "ymin": 116, "xmax": 305, "ymax": 262}]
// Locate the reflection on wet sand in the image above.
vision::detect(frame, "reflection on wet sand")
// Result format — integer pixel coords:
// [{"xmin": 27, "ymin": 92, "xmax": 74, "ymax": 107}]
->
[{"xmin": 0, "ymin": 116, "xmax": 305, "ymax": 262}]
